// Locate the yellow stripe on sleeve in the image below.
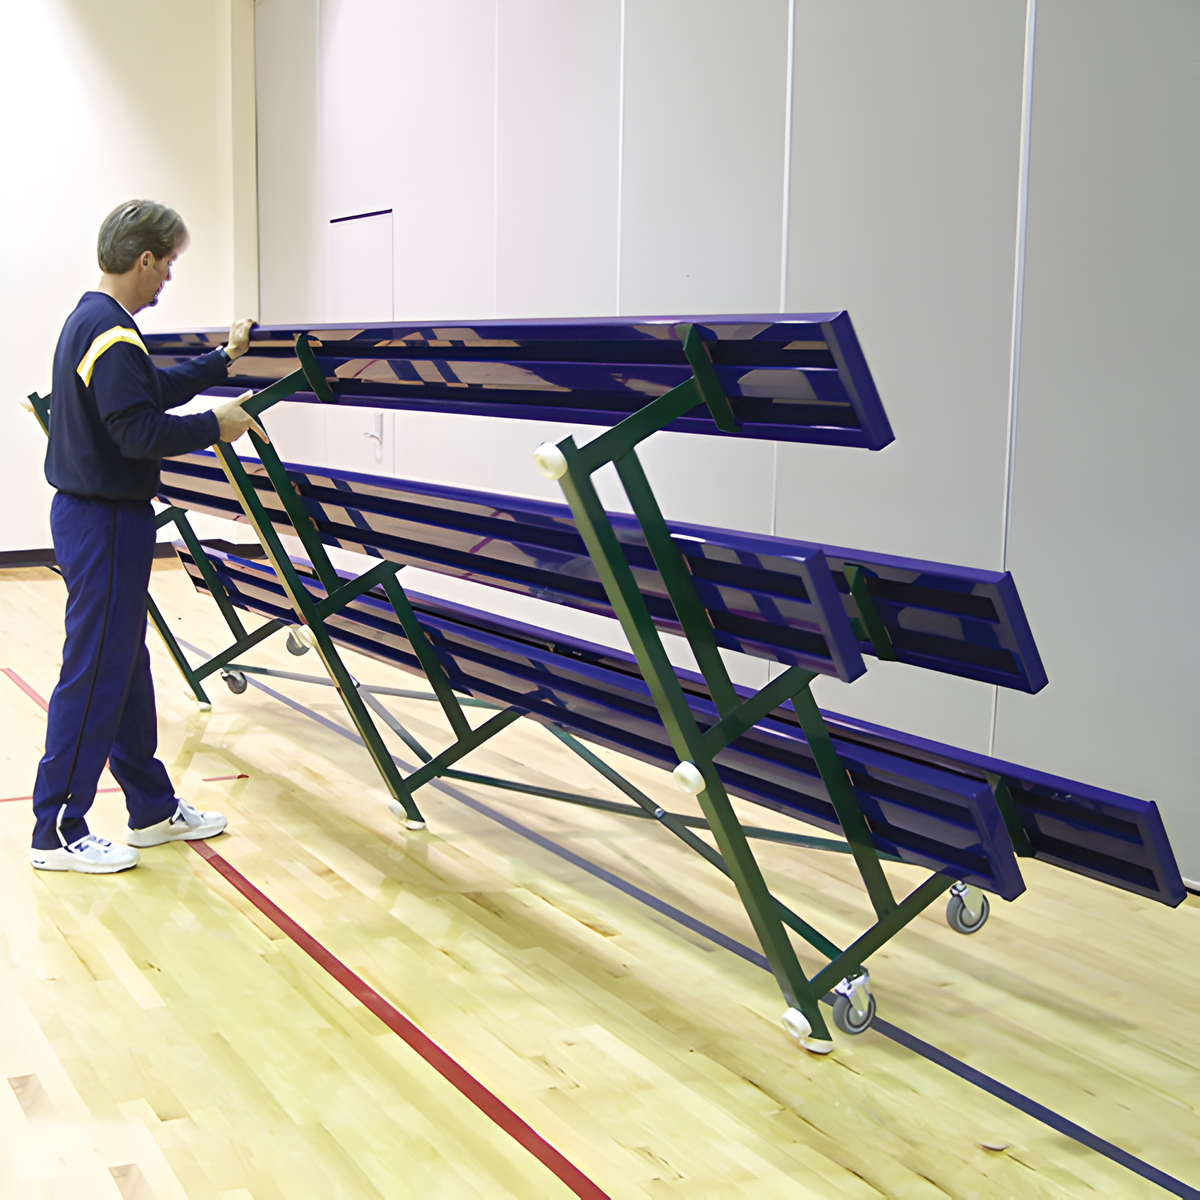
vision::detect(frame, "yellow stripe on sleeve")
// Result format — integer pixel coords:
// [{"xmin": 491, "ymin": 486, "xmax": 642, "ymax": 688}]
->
[{"xmin": 76, "ymin": 326, "xmax": 148, "ymax": 386}]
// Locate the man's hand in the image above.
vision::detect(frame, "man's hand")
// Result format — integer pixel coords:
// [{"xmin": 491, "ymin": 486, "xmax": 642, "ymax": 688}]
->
[
  {"xmin": 224, "ymin": 318, "xmax": 254, "ymax": 362},
  {"xmin": 213, "ymin": 390, "xmax": 269, "ymax": 443}
]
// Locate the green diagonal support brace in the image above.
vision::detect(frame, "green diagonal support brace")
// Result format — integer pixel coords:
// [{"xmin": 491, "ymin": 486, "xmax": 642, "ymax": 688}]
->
[
  {"xmin": 844, "ymin": 564, "xmax": 897, "ymax": 661},
  {"xmin": 313, "ymin": 557, "xmax": 404, "ymax": 621},
  {"xmin": 193, "ymin": 619, "xmax": 288, "ymax": 681},
  {"xmin": 156, "ymin": 505, "xmax": 249, "ymax": 642},
  {"xmin": 544, "ymin": 726, "xmax": 843, "ymax": 960},
  {"xmin": 402, "ymin": 707, "xmax": 526, "ymax": 793},
  {"xmin": 701, "ymin": 664, "xmax": 818, "ymax": 757},
  {"xmin": 202, "ymin": 357, "xmax": 532, "ymax": 831},
  {"xmin": 576, "ymin": 379, "xmax": 703, "ymax": 474},
  {"xmin": 809, "ymin": 873, "xmax": 954, "ymax": 996},
  {"xmin": 789, "ymin": 687, "xmax": 897, "ymax": 919},
  {"xmin": 379, "ymin": 573, "xmax": 473, "ymax": 741},
  {"xmin": 211, "ymin": 438, "xmax": 425, "ymax": 826},
  {"xmin": 681, "ymin": 324, "xmax": 741, "ymax": 432},
  {"xmin": 614, "ymin": 450, "xmax": 740, "ymax": 717}
]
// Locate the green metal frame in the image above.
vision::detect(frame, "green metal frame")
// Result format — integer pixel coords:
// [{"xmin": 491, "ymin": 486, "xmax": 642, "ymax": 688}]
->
[
  {"xmin": 193, "ymin": 337, "xmax": 594, "ymax": 830},
  {"xmin": 538, "ymin": 324, "xmax": 964, "ymax": 1043}
]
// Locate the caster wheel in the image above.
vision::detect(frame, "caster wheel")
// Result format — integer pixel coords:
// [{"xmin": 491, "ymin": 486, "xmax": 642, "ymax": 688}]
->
[
  {"xmin": 222, "ymin": 670, "xmax": 248, "ymax": 695},
  {"xmin": 832, "ymin": 991, "xmax": 876, "ymax": 1035},
  {"xmin": 286, "ymin": 628, "xmax": 311, "ymax": 656},
  {"xmin": 946, "ymin": 891, "xmax": 990, "ymax": 934}
]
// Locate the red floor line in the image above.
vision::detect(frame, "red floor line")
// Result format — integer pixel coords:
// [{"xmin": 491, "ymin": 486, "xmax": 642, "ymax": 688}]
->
[
  {"xmin": 2, "ymin": 667, "xmax": 50, "ymax": 712},
  {"xmin": 4, "ymin": 667, "xmax": 605, "ymax": 1194},
  {"xmin": 189, "ymin": 841, "xmax": 609, "ymax": 1200},
  {"xmin": 202, "ymin": 774, "xmax": 250, "ymax": 782}
]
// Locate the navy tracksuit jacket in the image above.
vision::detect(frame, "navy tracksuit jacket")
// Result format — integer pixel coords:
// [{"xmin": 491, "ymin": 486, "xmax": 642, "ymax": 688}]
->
[{"xmin": 31, "ymin": 292, "xmax": 228, "ymax": 849}]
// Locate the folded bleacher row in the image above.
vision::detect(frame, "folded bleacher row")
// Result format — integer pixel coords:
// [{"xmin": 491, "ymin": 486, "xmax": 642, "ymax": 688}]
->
[
  {"xmin": 44, "ymin": 312, "xmax": 1181, "ymax": 1052},
  {"xmin": 158, "ymin": 448, "xmax": 1179, "ymax": 911}
]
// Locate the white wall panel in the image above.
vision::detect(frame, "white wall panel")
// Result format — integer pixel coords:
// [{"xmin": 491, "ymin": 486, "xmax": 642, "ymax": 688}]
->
[
  {"xmin": 495, "ymin": 0, "xmax": 621, "ymax": 317},
  {"xmin": 326, "ymin": 211, "xmax": 394, "ymax": 323},
  {"xmin": 780, "ymin": 0, "xmax": 1025, "ymax": 564},
  {"xmin": 619, "ymin": 0, "xmax": 789, "ymax": 315},
  {"xmin": 256, "ymin": 0, "xmax": 322, "ymax": 324},
  {"xmin": 615, "ymin": 0, "xmax": 791, "ymax": 537},
  {"xmin": 995, "ymin": 0, "xmax": 1200, "ymax": 878},
  {"xmin": 326, "ymin": 0, "xmax": 498, "ymax": 321},
  {"xmin": 260, "ymin": 404, "xmax": 329, "ymax": 469},
  {"xmin": 780, "ymin": 0, "xmax": 1027, "ymax": 750}
]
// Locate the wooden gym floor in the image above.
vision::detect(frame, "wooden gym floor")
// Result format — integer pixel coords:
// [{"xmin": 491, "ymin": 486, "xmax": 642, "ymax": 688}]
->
[{"xmin": 0, "ymin": 559, "xmax": 1197, "ymax": 1199}]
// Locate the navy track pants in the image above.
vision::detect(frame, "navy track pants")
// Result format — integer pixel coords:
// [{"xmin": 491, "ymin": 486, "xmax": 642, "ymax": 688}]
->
[{"xmin": 31, "ymin": 493, "xmax": 178, "ymax": 849}]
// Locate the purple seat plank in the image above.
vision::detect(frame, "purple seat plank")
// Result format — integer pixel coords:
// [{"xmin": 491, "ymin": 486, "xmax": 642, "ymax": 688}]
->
[
  {"xmin": 806, "ymin": 712, "xmax": 1186, "ymax": 907},
  {"xmin": 159, "ymin": 449, "xmax": 1045, "ymax": 692},
  {"xmin": 145, "ymin": 312, "xmax": 894, "ymax": 450}
]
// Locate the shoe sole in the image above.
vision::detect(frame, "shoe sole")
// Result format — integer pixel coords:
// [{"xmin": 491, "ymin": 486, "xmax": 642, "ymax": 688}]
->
[
  {"xmin": 31, "ymin": 857, "xmax": 138, "ymax": 875},
  {"xmin": 127, "ymin": 821, "xmax": 228, "ymax": 848}
]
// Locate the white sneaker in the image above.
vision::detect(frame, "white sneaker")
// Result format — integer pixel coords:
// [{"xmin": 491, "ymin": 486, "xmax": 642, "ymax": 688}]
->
[
  {"xmin": 31, "ymin": 834, "xmax": 140, "ymax": 874},
  {"xmin": 128, "ymin": 800, "xmax": 228, "ymax": 847}
]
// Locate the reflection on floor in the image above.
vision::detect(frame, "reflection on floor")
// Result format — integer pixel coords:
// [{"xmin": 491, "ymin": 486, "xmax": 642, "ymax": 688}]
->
[{"xmin": 0, "ymin": 561, "xmax": 1197, "ymax": 1198}]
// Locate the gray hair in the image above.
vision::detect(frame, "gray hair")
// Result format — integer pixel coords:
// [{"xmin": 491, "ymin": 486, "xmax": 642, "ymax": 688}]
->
[{"xmin": 97, "ymin": 200, "xmax": 188, "ymax": 274}]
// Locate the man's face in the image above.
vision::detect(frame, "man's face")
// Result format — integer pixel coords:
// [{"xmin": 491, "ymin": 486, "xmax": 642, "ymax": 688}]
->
[{"xmin": 138, "ymin": 250, "xmax": 177, "ymax": 310}]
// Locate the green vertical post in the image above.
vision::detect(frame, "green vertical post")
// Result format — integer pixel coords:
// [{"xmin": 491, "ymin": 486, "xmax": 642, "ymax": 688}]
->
[{"xmin": 613, "ymin": 450, "xmax": 739, "ymax": 717}]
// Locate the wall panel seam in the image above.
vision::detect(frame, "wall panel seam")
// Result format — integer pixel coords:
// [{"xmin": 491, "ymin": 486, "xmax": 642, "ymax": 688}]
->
[{"xmin": 992, "ymin": 0, "xmax": 1038, "ymax": 757}]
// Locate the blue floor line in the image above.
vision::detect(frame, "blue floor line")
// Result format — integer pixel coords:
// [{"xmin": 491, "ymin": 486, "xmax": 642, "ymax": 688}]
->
[{"xmin": 185, "ymin": 648, "xmax": 1197, "ymax": 1199}]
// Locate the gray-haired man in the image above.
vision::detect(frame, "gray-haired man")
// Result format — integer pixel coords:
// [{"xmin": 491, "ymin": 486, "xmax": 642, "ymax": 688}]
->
[{"xmin": 31, "ymin": 199, "xmax": 263, "ymax": 873}]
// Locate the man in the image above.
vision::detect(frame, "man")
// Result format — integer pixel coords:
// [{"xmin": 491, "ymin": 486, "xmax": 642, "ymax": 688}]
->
[{"xmin": 30, "ymin": 199, "xmax": 265, "ymax": 874}]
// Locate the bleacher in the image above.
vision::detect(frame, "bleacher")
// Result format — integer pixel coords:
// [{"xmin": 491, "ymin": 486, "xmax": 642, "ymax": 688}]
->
[{"xmin": 123, "ymin": 313, "xmax": 1184, "ymax": 1050}]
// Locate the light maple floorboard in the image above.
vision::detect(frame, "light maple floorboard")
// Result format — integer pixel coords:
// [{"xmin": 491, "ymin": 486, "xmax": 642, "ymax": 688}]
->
[{"xmin": 0, "ymin": 561, "xmax": 1196, "ymax": 1199}]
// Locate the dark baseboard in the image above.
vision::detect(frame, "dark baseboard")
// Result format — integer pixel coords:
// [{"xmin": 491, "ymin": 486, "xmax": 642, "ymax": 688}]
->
[
  {"xmin": 153, "ymin": 542, "xmax": 178, "ymax": 558},
  {"xmin": 0, "ymin": 548, "xmax": 56, "ymax": 568}
]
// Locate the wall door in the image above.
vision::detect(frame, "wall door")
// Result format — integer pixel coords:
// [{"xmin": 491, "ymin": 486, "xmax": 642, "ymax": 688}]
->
[{"xmin": 321, "ymin": 209, "xmax": 395, "ymax": 476}]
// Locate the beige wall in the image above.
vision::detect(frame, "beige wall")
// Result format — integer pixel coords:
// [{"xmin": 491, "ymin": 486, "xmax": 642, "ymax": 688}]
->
[{"xmin": 0, "ymin": 0, "xmax": 258, "ymax": 552}]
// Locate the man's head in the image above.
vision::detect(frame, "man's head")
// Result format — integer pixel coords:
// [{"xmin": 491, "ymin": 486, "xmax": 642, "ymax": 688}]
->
[{"xmin": 97, "ymin": 200, "xmax": 189, "ymax": 313}]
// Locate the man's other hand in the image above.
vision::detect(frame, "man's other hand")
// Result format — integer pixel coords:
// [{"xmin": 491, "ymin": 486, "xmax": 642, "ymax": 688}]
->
[
  {"xmin": 213, "ymin": 390, "xmax": 269, "ymax": 443},
  {"xmin": 225, "ymin": 318, "xmax": 254, "ymax": 362}
]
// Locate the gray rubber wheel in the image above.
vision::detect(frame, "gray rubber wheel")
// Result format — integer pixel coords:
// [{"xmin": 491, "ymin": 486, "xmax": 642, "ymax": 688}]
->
[
  {"xmin": 831, "ymin": 991, "xmax": 876, "ymax": 1035},
  {"xmin": 946, "ymin": 892, "xmax": 990, "ymax": 934},
  {"xmin": 285, "ymin": 629, "xmax": 311, "ymax": 656},
  {"xmin": 222, "ymin": 670, "xmax": 248, "ymax": 695}
]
